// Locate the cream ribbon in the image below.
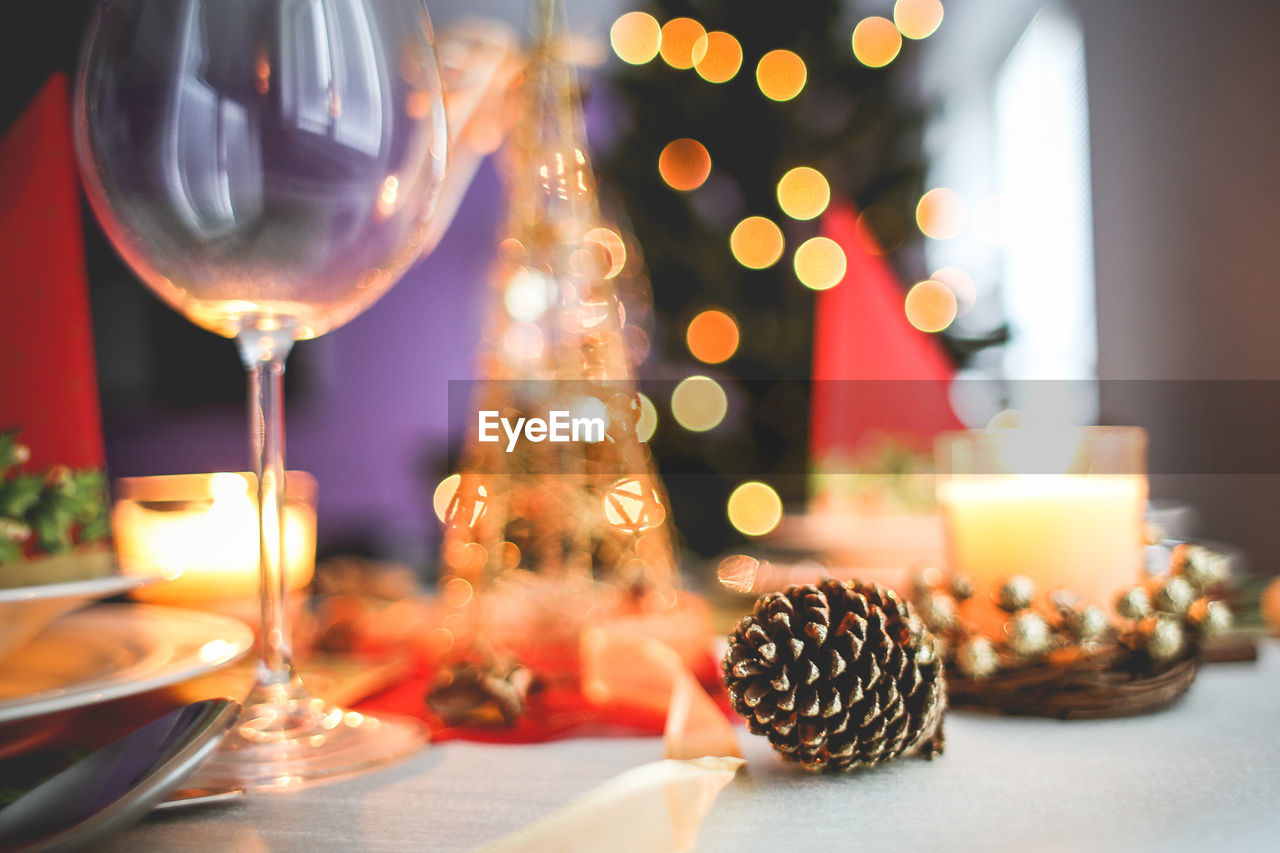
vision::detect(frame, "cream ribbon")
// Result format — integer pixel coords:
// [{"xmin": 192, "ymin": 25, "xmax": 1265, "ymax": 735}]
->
[
  {"xmin": 481, "ymin": 756, "xmax": 744, "ymax": 853},
  {"xmin": 482, "ymin": 626, "xmax": 744, "ymax": 851}
]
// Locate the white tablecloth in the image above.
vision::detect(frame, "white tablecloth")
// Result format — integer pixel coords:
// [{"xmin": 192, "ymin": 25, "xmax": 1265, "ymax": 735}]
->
[{"xmin": 108, "ymin": 642, "xmax": 1280, "ymax": 852}]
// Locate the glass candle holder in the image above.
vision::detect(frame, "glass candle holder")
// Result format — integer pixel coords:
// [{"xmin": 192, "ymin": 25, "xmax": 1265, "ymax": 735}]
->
[
  {"xmin": 934, "ymin": 427, "xmax": 1148, "ymax": 636},
  {"xmin": 112, "ymin": 472, "xmax": 316, "ymax": 608}
]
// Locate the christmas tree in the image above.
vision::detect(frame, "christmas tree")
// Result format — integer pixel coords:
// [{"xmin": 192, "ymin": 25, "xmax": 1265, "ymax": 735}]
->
[{"xmin": 597, "ymin": 1, "xmax": 938, "ymax": 555}]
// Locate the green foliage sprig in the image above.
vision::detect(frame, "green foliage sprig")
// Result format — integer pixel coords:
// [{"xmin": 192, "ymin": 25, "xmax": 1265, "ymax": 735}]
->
[{"xmin": 0, "ymin": 430, "xmax": 110, "ymax": 564}]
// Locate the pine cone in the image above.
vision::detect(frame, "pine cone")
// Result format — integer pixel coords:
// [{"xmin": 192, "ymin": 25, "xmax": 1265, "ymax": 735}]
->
[{"xmin": 722, "ymin": 580, "xmax": 946, "ymax": 772}]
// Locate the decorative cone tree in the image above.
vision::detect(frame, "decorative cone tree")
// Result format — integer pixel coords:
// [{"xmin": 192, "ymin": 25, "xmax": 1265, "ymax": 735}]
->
[{"xmin": 439, "ymin": 0, "xmax": 680, "ymax": 614}]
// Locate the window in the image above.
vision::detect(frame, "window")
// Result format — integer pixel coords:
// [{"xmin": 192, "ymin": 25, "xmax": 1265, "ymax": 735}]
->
[{"xmin": 995, "ymin": 7, "xmax": 1097, "ymax": 423}]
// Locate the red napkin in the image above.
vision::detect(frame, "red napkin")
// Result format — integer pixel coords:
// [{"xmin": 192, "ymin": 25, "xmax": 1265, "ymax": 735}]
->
[
  {"xmin": 354, "ymin": 638, "xmax": 728, "ymax": 745},
  {"xmin": 810, "ymin": 200, "xmax": 964, "ymax": 458},
  {"xmin": 0, "ymin": 74, "xmax": 104, "ymax": 470}
]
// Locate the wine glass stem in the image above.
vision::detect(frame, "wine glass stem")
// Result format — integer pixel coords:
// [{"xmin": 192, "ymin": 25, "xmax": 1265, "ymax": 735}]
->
[{"xmin": 237, "ymin": 325, "xmax": 297, "ymax": 695}]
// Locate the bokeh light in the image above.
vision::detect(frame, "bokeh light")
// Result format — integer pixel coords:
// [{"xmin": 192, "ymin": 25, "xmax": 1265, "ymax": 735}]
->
[
  {"xmin": 610, "ymin": 12, "xmax": 662, "ymax": 65},
  {"xmin": 793, "ymin": 236, "xmax": 847, "ymax": 290},
  {"xmin": 686, "ymin": 308, "xmax": 740, "ymax": 364},
  {"xmin": 852, "ymin": 17, "xmax": 902, "ymax": 68},
  {"xmin": 930, "ymin": 266, "xmax": 977, "ymax": 315},
  {"xmin": 376, "ymin": 174, "xmax": 399, "ymax": 219},
  {"xmin": 658, "ymin": 138, "xmax": 712, "ymax": 191},
  {"xmin": 904, "ymin": 279, "xmax": 958, "ymax": 332},
  {"xmin": 498, "ymin": 237, "xmax": 525, "ymax": 262},
  {"xmin": 570, "ymin": 396, "xmax": 609, "ymax": 443},
  {"xmin": 603, "ymin": 477, "xmax": 667, "ymax": 532},
  {"xmin": 659, "ymin": 18, "xmax": 708, "ymax": 70},
  {"xmin": 443, "ymin": 541, "xmax": 486, "ymax": 575},
  {"xmin": 756, "ymin": 50, "xmax": 807, "ymax": 101},
  {"xmin": 729, "ymin": 216, "xmax": 784, "ymax": 269},
  {"xmin": 623, "ymin": 324, "xmax": 651, "ymax": 366},
  {"xmin": 432, "ymin": 474, "xmax": 461, "ymax": 524},
  {"xmin": 727, "ymin": 481, "xmax": 783, "ymax": 537},
  {"xmin": 717, "ymin": 554, "xmax": 762, "ymax": 593},
  {"xmin": 986, "ymin": 409, "xmax": 1027, "ymax": 430},
  {"xmin": 503, "ymin": 267, "xmax": 552, "ymax": 322},
  {"xmin": 441, "ymin": 576, "xmax": 474, "ymax": 608},
  {"xmin": 915, "ymin": 187, "xmax": 967, "ymax": 239},
  {"xmin": 636, "ymin": 392, "xmax": 658, "ymax": 442},
  {"xmin": 695, "ymin": 31, "xmax": 743, "ymax": 83},
  {"xmin": 776, "ymin": 167, "xmax": 830, "ymax": 221},
  {"xmin": 569, "ymin": 246, "xmax": 604, "ymax": 279},
  {"xmin": 572, "ymin": 297, "xmax": 616, "ymax": 334},
  {"xmin": 894, "ymin": 0, "xmax": 945, "ymax": 40},
  {"xmin": 426, "ymin": 627, "xmax": 454, "ymax": 655},
  {"xmin": 671, "ymin": 375, "xmax": 728, "ymax": 432},
  {"xmin": 499, "ymin": 541, "xmax": 521, "ymax": 570},
  {"xmin": 584, "ymin": 227, "xmax": 627, "ymax": 278},
  {"xmin": 434, "ymin": 477, "xmax": 486, "ymax": 527}
]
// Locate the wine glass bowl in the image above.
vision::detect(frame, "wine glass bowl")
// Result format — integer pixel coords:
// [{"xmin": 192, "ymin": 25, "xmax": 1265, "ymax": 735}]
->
[
  {"xmin": 75, "ymin": 0, "xmax": 448, "ymax": 340},
  {"xmin": 74, "ymin": 0, "xmax": 448, "ymax": 788}
]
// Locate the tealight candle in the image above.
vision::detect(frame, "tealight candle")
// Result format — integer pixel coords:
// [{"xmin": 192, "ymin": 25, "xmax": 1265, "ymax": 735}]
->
[
  {"xmin": 935, "ymin": 428, "xmax": 1147, "ymax": 636},
  {"xmin": 112, "ymin": 471, "xmax": 316, "ymax": 607}
]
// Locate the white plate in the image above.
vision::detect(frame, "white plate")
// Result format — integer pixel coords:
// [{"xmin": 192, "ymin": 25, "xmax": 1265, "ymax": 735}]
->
[
  {"xmin": 0, "ymin": 603, "xmax": 252, "ymax": 724},
  {"xmin": 0, "ymin": 573, "xmax": 166, "ymax": 664}
]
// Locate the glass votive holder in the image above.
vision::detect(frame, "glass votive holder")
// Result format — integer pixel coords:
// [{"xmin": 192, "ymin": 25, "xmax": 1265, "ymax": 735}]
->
[
  {"xmin": 934, "ymin": 427, "xmax": 1148, "ymax": 636},
  {"xmin": 111, "ymin": 472, "xmax": 316, "ymax": 615}
]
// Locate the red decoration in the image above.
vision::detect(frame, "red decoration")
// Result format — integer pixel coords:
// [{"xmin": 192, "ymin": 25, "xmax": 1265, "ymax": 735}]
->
[
  {"xmin": 810, "ymin": 200, "xmax": 964, "ymax": 459},
  {"xmin": 353, "ymin": 638, "xmax": 728, "ymax": 745},
  {"xmin": 0, "ymin": 74, "xmax": 104, "ymax": 470}
]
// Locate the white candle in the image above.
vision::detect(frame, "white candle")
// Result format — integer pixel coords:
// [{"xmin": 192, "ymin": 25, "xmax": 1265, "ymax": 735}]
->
[
  {"xmin": 112, "ymin": 472, "xmax": 315, "ymax": 606},
  {"xmin": 935, "ymin": 428, "xmax": 1148, "ymax": 636}
]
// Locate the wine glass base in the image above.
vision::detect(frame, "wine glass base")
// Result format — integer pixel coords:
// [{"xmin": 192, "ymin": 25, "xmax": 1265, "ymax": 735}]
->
[{"xmin": 193, "ymin": 682, "xmax": 427, "ymax": 790}]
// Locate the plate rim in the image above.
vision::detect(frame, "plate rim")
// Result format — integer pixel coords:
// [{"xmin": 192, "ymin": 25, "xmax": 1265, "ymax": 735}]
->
[
  {"xmin": 0, "ymin": 573, "xmax": 166, "ymax": 605},
  {"xmin": 0, "ymin": 603, "xmax": 253, "ymax": 724}
]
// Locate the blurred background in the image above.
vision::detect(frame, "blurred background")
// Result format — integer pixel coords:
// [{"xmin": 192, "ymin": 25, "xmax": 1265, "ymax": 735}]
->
[{"xmin": 5, "ymin": 0, "xmax": 1279, "ymax": 580}]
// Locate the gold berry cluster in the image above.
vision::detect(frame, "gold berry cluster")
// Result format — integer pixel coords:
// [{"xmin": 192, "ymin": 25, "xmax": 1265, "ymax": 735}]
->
[{"xmin": 911, "ymin": 543, "xmax": 1232, "ymax": 680}]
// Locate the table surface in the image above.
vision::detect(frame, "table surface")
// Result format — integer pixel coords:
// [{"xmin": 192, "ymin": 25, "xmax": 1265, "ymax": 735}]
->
[{"xmin": 107, "ymin": 641, "xmax": 1280, "ymax": 853}]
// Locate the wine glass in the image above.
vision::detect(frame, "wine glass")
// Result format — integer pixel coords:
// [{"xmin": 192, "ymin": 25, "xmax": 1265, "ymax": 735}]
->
[{"xmin": 74, "ymin": 0, "xmax": 448, "ymax": 788}]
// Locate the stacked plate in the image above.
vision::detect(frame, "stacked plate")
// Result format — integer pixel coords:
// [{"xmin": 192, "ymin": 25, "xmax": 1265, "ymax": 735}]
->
[{"xmin": 0, "ymin": 575, "xmax": 253, "ymax": 725}]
